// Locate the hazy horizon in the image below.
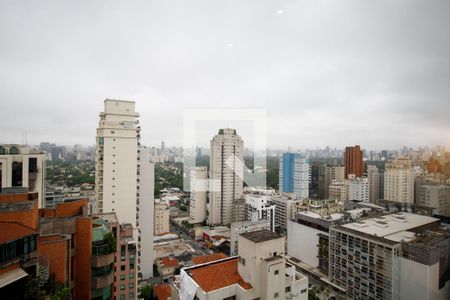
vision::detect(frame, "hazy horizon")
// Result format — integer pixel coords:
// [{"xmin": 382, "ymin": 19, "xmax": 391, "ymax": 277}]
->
[{"xmin": 1, "ymin": 1, "xmax": 449, "ymax": 149}]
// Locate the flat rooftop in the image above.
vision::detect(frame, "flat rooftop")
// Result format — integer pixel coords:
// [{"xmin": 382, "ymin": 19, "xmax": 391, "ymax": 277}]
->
[
  {"xmin": 93, "ymin": 212, "xmax": 118, "ymax": 224},
  {"xmin": 240, "ymin": 229, "xmax": 283, "ymax": 243},
  {"xmin": 340, "ymin": 213, "xmax": 439, "ymax": 238}
]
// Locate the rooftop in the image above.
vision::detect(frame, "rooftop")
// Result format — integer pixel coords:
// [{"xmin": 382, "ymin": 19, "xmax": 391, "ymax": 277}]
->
[
  {"xmin": 153, "ymin": 284, "xmax": 171, "ymax": 300},
  {"xmin": 0, "ymin": 222, "xmax": 37, "ymax": 244},
  {"xmin": 160, "ymin": 256, "xmax": 179, "ymax": 268},
  {"xmin": 340, "ymin": 213, "xmax": 439, "ymax": 238},
  {"xmin": 240, "ymin": 229, "xmax": 283, "ymax": 243},
  {"xmin": 192, "ymin": 253, "xmax": 228, "ymax": 265},
  {"xmin": 93, "ymin": 212, "xmax": 118, "ymax": 224},
  {"xmin": 187, "ymin": 257, "xmax": 252, "ymax": 292}
]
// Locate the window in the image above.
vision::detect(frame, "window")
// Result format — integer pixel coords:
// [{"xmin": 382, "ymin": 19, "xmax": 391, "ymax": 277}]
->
[
  {"xmin": 239, "ymin": 257, "xmax": 246, "ymax": 266},
  {"xmin": 129, "ymin": 273, "xmax": 134, "ymax": 279},
  {"xmin": 9, "ymin": 146, "xmax": 19, "ymax": 155},
  {"xmin": 120, "ymin": 285, "xmax": 125, "ymax": 290},
  {"xmin": 129, "ymin": 293, "xmax": 134, "ymax": 299},
  {"xmin": 121, "ymin": 265, "xmax": 125, "ymax": 271},
  {"xmin": 121, "ymin": 246, "xmax": 126, "ymax": 261},
  {"xmin": 274, "ymin": 292, "xmax": 279, "ymax": 298},
  {"xmin": 120, "ymin": 275, "xmax": 125, "ymax": 280},
  {"xmin": 129, "ymin": 283, "xmax": 134, "ymax": 289},
  {"xmin": 120, "ymin": 295, "xmax": 125, "ymax": 300},
  {"xmin": 274, "ymin": 270, "xmax": 279, "ymax": 275}
]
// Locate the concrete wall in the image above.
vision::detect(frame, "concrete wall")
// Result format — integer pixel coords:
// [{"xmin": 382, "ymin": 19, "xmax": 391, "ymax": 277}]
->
[
  {"xmin": 74, "ymin": 217, "xmax": 92, "ymax": 300},
  {"xmin": 139, "ymin": 147, "xmax": 155, "ymax": 279},
  {"xmin": 399, "ymin": 258, "xmax": 450, "ymax": 300},
  {"xmin": 287, "ymin": 220, "xmax": 321, "ymax": 268}
]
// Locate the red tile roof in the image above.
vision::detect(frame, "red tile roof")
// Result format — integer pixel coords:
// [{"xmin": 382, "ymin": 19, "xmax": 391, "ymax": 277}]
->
[
  {"xmin": 154, "ymin": 284, "xmax": 171, "ymax": 300},
  {"xmin": 192, "ymin": 253, "xmax": 228, "ymax": 265},
  {"xmin": 189, "ymin": 257, "xmax": 252, "ymax": 292},
  {"xmin": 160, "ymin": 256, "xmax": 179, "ymax": 267},
  {"xmin": 0, "ymin": 222, "xmax": 37, "ymax": 244}
]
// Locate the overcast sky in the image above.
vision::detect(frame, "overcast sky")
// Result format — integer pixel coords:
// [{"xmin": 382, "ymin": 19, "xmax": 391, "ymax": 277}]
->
[{"xmin": 1, "ymin": 0, "xmax": 449, "ymax": 150}]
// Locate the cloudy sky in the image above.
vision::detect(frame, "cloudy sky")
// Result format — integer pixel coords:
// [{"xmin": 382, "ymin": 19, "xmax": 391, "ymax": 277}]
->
[{"xmin": 1, "ymin": 0, "xmax": 449, "ymax": 150}]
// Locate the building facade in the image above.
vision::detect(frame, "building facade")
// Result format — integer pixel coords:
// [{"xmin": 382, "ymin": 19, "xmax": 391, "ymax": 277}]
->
[
  {"xmin": 269, "ymin": 195, "xmax": 301, "ymax": 231},
  {"xmin": 347, "ymin": 175, "xmax": 369, "ymax": 202},
  {"xmin": 244, "ymin": 194, "xmax": 276, "ymax": 231},
  {"xmin": 323, "ymin": 164, "xmax": 345, "ymax": 199},
  {"xmin": 279, "ymin": 153, "xmax": 310, "ymax": 199},
  {"xmin": 154, "ymin": 202, "xmax": 170, "ymax": 235},
  {"xmin": 367, "ymin": 165, "xmax": 380, "ymax": 203},
  {"xmin": 329, "ymin": 213, "xmax": 450, "ymax": 300},
  {"xmin": 138, "ymin": 147, "xmax": 155, "ymax": 279},
  {"xmin": 230, "ymin": 219, "xmax": 270, "ymax": 256},
  {"xmin": 416, "ymin": 184, "xmax": 450, "ymax": 217},
  {"xmin": 0, "ymin": 145, "xmax": 46, "ymax": 207},
  {"xmin": 344, "ymin": 145, "xmax": 363, "ymax": 179},
  {"xmin": 172, "ymin": 230, "xmax": 308, "ymax": 300},
  {"xmin": 208, "ymin": 129, "xmax": 244, "ymax": 225},
  {"xmin": 189, "ymin": 166, "xmax": 208, "ymax": 224},
  {"xmin": 95, "ymin": 99, "xmax": 140, "ymax": 228},
  {"xmin": 384, "ymin": 159, "xmax": 416, "ymax": 204}
]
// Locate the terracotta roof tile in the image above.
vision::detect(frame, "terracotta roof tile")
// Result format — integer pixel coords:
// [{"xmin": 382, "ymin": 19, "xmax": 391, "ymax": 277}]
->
[
  {"xmin": 189, "ymin": 257, "xmax": 252, "ymax": 292},
  {"xmin": 0, "ymin": 222, "xmax": 37, "ymax": 244},
  {"xmin": 154, "ymin": 284, "xmax": 171, "ymax": 300},
  {"xmin": 160, "ymin": 256, "xmax": 179, "ymax": 267},
  {"xmin": 192, "ymin": 253, "xmax": 228, "ymax": 265}
]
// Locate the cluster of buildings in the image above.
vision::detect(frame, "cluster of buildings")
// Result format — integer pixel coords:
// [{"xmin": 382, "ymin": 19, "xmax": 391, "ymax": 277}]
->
[
  {"xmin": 0, "ymin": 189, "xmax": 137, "ymax": 299},
  {"xmin": 39, "ymin": 142, "xmax": 95, "ymax": 161},
  {"xmin": 1, "ymin": 99, "xmax": 155, "ymax": 300},
  {"xmin": 2, "ymin": 98, "xmax": 450, "ymax": 299}
]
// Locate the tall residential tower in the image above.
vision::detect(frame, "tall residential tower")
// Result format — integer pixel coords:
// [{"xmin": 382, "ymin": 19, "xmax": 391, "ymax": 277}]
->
[
  {"xmin": 95, "ymin": 99, "xmax": 140, "ymax": 227},
  {"xmin": 279, "ymin": 153, "xmax": 310, "ymax": 199},
  {"xmin": 344, "ymin": 145, "xmax": 363, "ymax": 179},
  {"xmin": 208, "ymin": 129, "xmax": 244, "ymax": 225}
]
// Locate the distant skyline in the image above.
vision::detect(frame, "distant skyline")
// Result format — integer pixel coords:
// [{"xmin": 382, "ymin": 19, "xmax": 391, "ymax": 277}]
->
[{"xmin": 1, "ymin": 1, "xmax": 449, "ymax": 149}]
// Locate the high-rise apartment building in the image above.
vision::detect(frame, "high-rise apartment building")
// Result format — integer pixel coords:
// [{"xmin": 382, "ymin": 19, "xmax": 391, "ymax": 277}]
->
[
  {"xmin": 95, "ymin": 99, "xmax": 140, "ymax": 229},
  {"xmin": 416, "ymin": 185, "xmax": 450, "ymax": 217},
  {"xmin": 0, "ymin": 144, "xmax": 46, "ymax": 207},
  {"xmin": 367, "ymin": 165, "xmax": 380, "ymax": 203},
  {"xmin": 323, "ymin": 164, "xmax": 345, "ymax": 198},
  {"xmin": 208, "ymin": 129, "xmax": 244, "ymax": 225},
  {"xmin": 279, "ymin": 153, "xmax": 310, "ymax": 199},
  {"xmin": 347, "ymin": 175, "xmax": 369, "ymax": 202},
  {"xmin": 329, "ymin": 213, "xmax": 450, "ymax": 300},
  {"xmin": 244, "ymin": 194, "xmax": 276, "ymax": 231},
  {"xmin": 344, "ymin": 145, "xmax": 363, "ymax": 179},
  {"xmin": 269, "ymin": 194, "xmax": 301, "ymax": 230},
  {"xmin": 189, "ymin": 166, "xmax": 208, "ymax": 224},
  {"xmin": 384, "ymin": 159, "xmax": 416, "ymax": 204},
  {"xmin": 329, "ymin": 180, "xmax": 348, "ymax": 202},
  {"xmin": 154, "ymin": 202, "xmax": 170, "ymax": 235}
]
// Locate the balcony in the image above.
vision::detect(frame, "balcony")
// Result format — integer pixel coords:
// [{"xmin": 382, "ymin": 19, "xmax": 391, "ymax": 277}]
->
[
  {"xmin": 91, "ymin": 252, "xmax": 115, "ymax": 267},
  {"xmin": 91, "ymin": 272, "xmax": 114, "ymax": 289}
]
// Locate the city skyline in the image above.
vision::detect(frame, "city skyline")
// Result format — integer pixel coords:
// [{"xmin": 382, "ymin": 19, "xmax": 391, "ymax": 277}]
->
[{"xmin": 1, "ymin": 0, "xmax": 449, "ymax": 149}]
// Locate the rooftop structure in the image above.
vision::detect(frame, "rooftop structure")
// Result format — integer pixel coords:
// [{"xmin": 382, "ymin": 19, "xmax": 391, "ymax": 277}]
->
[
  {"xmin": 340, "ymin": 212, "xmax": 439, "ymax": 239},
  {"xmin": 240, "ymin": 229, "xmax": 283, "ymax": 243}
]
